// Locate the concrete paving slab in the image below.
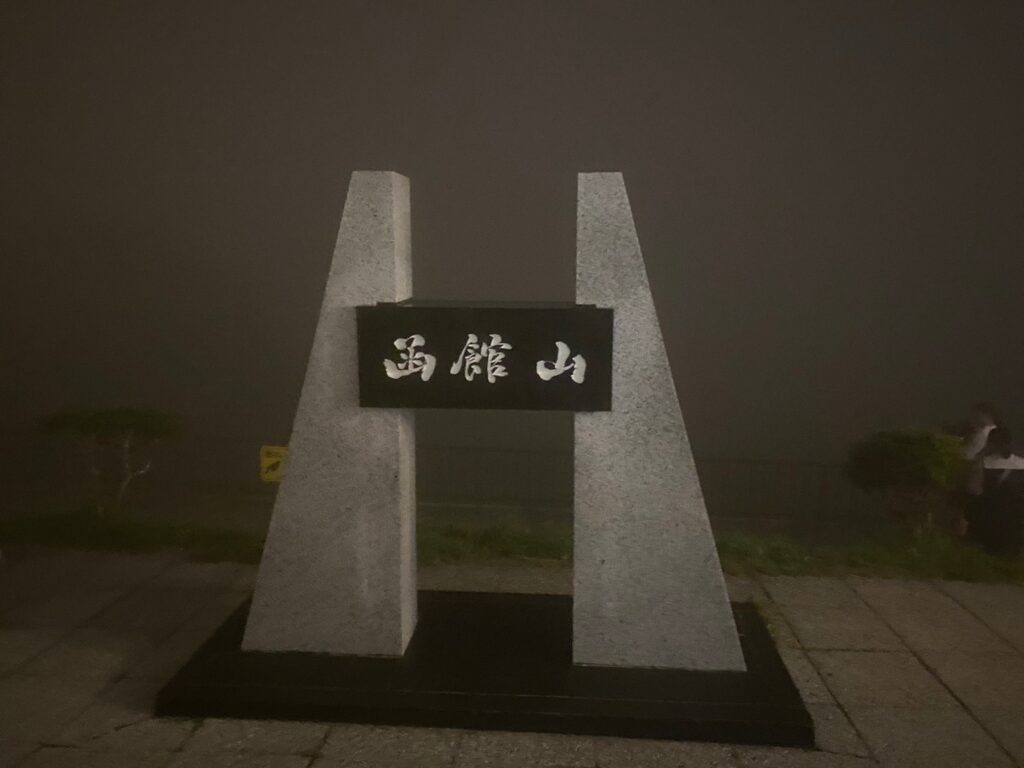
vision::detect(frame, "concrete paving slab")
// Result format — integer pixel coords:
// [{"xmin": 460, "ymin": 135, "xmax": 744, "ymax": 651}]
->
[
  {"xmin": 87, "ymin": 586, "xmax": 219, "ymax": 641},
  {"xmin": 61, "ymin": 551, "xmax": 181, "ymax": 590},
  {"xmin": 78, "ymin": 718, "xmax": 195, "ymax": 753},
  {"xmin": 0, "ymin": 673, "xmax": 106, "ymax": 742},
  {"xmin": 52, "ymin": 677, "xmax": 150, "ymax": 739},
  {"xmin": 808, "ymin": 651, "xmax": 960, "ymax": 709},
  {"xmin": 845, "ymin": 705, "xmax": 1015, "ymax": 768},
  {"xmin": 5, "ymin": 550, "xmax": 1024, "ymax": 768},
  {"xmin": 805, "ymin": 704, "xmax": 871, "ymax": 758},
  {"xmin": 169, "ymin": 752, "xmax": 312, "ymax": 768},
  {"xmin": 151, "ymin": 561, "xmax": 246, "ymax": 590},
  {"xmin": 1, "ymin": 550, "xmax": 174, "ymax": 617},
  {"xmin": 0, "ymin": 545, "xmax": 85, "ymax": 580},
  {"xmin": 0, "ymin": 740, "xmax": 39, "ymax": 768},
  {"xmin": 454, "ymin": 729, "xmax": 594, "ymax": 767},
  {"xmin": 917, "ymin": 650, "xmax": 1024, "ymax": 711},
  {"xmin": 971, "ymin": 707, "xmax": 1024, "ymax": 765},
  {"xmin": 186, "ymin": 718, "xmax": 328, "ymax": 755},
  {"xmin": 756, "ymin": 603, "xmax": 801, "ymax": 649},
  {"xmin": 592, "ymin": 736, "xmax": 738, "ymax": 767},
  {"xmin": 726, "ymin": 576, "xmax": 769, "ymax": 604},
  {"xmin": 779, "ymin": 605, "xmax": 904, "ymax": 651},
  {"xmin": 125, "ymin": 626, "xmax": 214, "ymax": 681},
  {"xmin": 777, "ymin": 646, "xmax": 836, "ymax": 704},
  {"xmin": 179, "ymin": 591, "xmax": 250, "ymax": 634},
  {"xmin": 22, "ymin": 627, "xmax": 152, "ymax": 681},
  {"xmin": 322, "ymin": 724, "xmax": 460, "ymax": 767},
  {"xmin": 938, "ymin": 581, "xmax": 1024, "ymax": 655},
  {"xmin": 51, "ymin": 675, "xmax": 179, "ymax": 746},
  {"xmin": 849, "ymin": 579, "xmax": 1015, "ymax": 654},
  {"xmin": 0, "ymin": 552, "xmax": 82, "ymax": 614},
  {"xmin": 760, "ymin": 578, "xmax": 864, "ymax": 609},
  {"xmin": 118, "ymin": 591, "xmax": 248, "ymax": 682},
  {"xmin": 733, "ymin": 746, "xmax": 877, "ymax": 767},
  {"xmin": 0, "ymin": 628, "xmax": 63, "ymax": 675},
  {"xmin": 312, "ymin": 753, "xmax": 452, "ymax": 768},
  {"xmin": 18, "ymin": 746, "xmax": 174, "ymax": 768},
  {"xmin": 4, "ymin": 588, "xmax": 127, "ymax": 630}
]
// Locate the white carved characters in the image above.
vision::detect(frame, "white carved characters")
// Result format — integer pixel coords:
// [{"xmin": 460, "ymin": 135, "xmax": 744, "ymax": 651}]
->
[
  {"xmin": 536, "ymin": 341, "xmax": 587, "ymax": 384},
  {"xmin": 449, "ymin": 333, "xmax": 511, "ymax": 383},
  {"xmin": 383, "ymin": 334, "xmax": 437, "ymax": 381},
  {"xmin": 383, "ymin": 335, "xmax": 587, "ymax": 385}
]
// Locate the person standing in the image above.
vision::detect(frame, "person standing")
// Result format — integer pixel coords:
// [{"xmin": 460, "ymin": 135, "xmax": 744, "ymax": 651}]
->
[
  {"xmin": 953, "ymin": 403, "xmax": 1000, "ymax": 537},
  {"xmin": 975, "ymin": 427, "xmax": 1024, "ymax": 558}
]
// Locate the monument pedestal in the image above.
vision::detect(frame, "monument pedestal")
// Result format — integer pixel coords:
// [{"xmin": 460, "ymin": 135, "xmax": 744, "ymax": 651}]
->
[{"xmin": 157, "ymin": 591, "xmax": 813, "ymax": 746}]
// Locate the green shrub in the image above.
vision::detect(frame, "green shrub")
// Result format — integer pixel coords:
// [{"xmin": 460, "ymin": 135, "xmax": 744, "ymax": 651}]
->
[
  {"xmin": 38, "ymin": 407, "xmax": 182, "ymax": 514},
  {"xmin": 39, "ymin": 408, "xmax": 182, "ymax": 441},
  {"xmin": 847, "ymin": 430, "xmax": 966, "ymax": 492},
  {"xmin": 846, "ymin": 430, "xmax": 967, "ymax": 535}
]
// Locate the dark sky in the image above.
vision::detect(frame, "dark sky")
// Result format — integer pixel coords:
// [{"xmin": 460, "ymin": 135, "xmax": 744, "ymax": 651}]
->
[{"xmin": 3, "ymin": 0, "xmax": 1023, "ymax": 470}]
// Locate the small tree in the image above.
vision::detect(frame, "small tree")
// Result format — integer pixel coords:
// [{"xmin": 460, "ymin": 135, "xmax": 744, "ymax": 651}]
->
[
  {"xmin": 38, "ymin": 407, "xmax": 182, "ymax": 514},
  {"xmin": 846, "ymin": 430, "xmax": 968, "ymax": 536}
]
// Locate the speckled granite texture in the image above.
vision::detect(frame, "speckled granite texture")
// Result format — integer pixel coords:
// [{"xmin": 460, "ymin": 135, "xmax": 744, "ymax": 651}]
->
[
  {"xmin": 242, "ymin": 171, "xmax": 417, "ymax": 655},
  {"xmin": 573, "ymin": 172, "xmax": 745, "ymax": 671}
]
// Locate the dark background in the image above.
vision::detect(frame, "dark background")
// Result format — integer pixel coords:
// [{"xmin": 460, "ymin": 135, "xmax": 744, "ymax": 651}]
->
[{"xmin": 3, "ymin": 1, "xmax": 1022, "ymax": 519}]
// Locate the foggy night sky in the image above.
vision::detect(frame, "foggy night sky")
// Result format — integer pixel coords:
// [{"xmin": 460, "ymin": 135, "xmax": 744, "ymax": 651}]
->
[{"xmin": 2, "ymin": 0, "xmax": 1023, "ymax": 477}]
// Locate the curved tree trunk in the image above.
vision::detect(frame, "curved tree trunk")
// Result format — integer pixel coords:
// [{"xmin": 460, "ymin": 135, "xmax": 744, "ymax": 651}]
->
[{"xmin": 113, "ymin": 433, "xmax": 152, "ymax": 512}]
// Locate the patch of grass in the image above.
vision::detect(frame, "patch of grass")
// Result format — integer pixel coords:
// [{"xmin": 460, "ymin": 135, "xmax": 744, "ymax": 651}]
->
[
  {"xmin": 0, "ymin": 510, "xmax": 570, "ymax": 567},
  {"xmin": 417, "ymin": 523, "xmax": 572, "ymax": 565},
  {"xmin": 718, "ymin": 531, "xmax": 1024, "ymax": 583},
  {"xmin": 717, "ymin": 534, "xmax": 827, "ymax": 577},
  {"xmin": 843, "ymin": 532, "xmax": 1024, "ymax": 582},
  {"xmin": 5, "ymin": 508, "xmax": 1020, "ymax": 584},
  {"xmin": 0, "ymin": 509, "xmax": 264, "ymax": 564}
]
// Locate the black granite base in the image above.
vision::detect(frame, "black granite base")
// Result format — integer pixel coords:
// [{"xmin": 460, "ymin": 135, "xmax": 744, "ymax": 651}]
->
[{"xmin": 156, "ymin": 591, "xmax": 813, "ymax": 746}]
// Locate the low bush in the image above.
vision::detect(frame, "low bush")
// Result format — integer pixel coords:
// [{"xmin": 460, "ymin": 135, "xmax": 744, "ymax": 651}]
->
[
  {"xmin": 846, "ymin": 430, "xmax": 967, "ymax": 535},
  {"xmin": 38, "ymin": 407, "xmax": 183, "ymax": 514}
]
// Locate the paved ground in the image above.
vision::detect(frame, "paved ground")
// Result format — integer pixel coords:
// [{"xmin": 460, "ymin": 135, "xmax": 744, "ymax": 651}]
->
[{"xmin": 1, "ymin": 548, "xmax": 1022, "ymax": 767}]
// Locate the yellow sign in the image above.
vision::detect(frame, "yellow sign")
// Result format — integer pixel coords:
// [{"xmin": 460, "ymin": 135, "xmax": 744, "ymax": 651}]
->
[{"xmin": 259, "ymin": 445, "xmax": 288, "ymax": 482}]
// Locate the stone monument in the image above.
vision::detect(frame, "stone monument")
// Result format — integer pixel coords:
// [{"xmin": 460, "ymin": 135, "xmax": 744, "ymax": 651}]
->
[
  {"xmin": 242, "ymin": 171, "xmax": 417, "ymax": 656},
  {"xmin": 159, "ymin": 169, "xmax": 809, "ymax": 745},
  {"xmin": 242, "ymin": 170, "xmax": 743, "ymax": 671},
  {"xmin": 575, "ymin": 172, "xmax": 744, "ymax": 670}
]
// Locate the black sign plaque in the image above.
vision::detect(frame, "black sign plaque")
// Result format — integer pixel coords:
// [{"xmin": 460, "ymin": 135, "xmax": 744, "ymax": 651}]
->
[{"xmin": 357, "ymin": 303, "xmax": 612, "ymax": 411}]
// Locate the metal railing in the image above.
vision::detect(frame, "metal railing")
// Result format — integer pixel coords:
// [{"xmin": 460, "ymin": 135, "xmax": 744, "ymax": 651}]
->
[{"xmin": 3, "ymin": 432, "xmax": 883, "ymax": 541}]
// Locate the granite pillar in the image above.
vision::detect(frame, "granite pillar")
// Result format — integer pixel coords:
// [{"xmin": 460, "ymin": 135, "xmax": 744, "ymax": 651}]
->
[
  {"xmin": 574, "ymin": 172, "xmax": 746, "ymax": 671},
  {"xmin": 242, "ymin": 171, "xmax": 417, "ymax": 656}
]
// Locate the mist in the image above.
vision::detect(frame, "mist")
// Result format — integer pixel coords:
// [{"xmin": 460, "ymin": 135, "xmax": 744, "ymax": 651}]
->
[{"xmin": 3, "ymin": 1, "xmax": 1023, "ymax": 504}]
